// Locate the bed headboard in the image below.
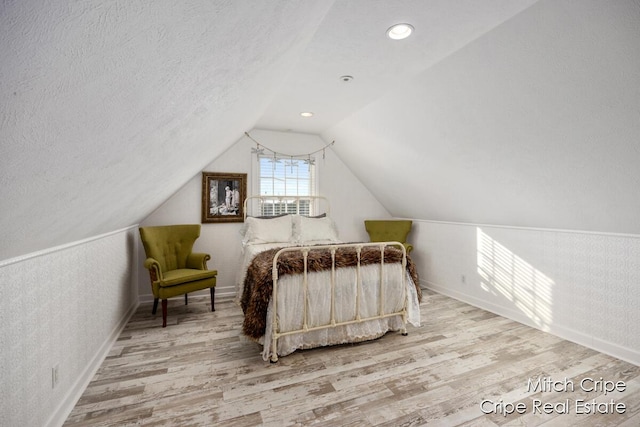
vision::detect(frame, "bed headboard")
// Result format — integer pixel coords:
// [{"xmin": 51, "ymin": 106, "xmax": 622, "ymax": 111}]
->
[{"xmin": 244, "ymin": 195, "xmax": 330, "ymax": 219}]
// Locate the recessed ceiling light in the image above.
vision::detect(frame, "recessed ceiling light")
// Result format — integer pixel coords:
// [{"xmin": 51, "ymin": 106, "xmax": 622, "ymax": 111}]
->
[
  {"xmin": 340, "ymin": 75, "xmax": 354, "ymax": 82},
  {"xmin": 387, "ymin": 23, "xmax": 414, "ymax": 40},
  {"xmin": 300, "ymin": 112, "xmax": 314, "ymax": 117}
]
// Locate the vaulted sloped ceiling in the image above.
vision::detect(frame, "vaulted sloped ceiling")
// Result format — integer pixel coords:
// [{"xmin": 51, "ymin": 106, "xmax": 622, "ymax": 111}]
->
[
  {"xmin": 2, "ymin": 0, "xmax": 640, "ymax": 261},
  {"xmin": 323, "ymin": 0, "xmax": 640, "ymax": 234},
  {"xmin": 0, "ymin": 0, "xmax": 335, "ymax": 260}
]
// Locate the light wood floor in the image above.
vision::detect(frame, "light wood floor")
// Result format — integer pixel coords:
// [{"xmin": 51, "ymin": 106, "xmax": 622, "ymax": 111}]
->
[{"xmin": 65, "ymin": 290, "xmax": 640, "ymax": 426}]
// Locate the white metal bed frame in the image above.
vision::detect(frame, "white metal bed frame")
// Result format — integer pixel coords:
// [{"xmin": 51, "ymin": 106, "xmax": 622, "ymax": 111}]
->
[
  {"xmin": 241, "ymin": 195, "xmax": 411, "ymax": 362},
  {"xmin": 268, "ymin": 241, "xmax": 409, "ymax": 362}
]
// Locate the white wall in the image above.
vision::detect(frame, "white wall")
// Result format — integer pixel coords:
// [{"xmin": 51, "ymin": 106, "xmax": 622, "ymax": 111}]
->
[
  {"xmin": 0, "ymin": 227, "xmax": 139, "ymax": 427},
  {"xmin": 139, "ymin": 129, "xmax": 390, "ymax": 300},
  {"xmin": 410, "ymin": 219, "xmax": 640, "ymax": 366}
]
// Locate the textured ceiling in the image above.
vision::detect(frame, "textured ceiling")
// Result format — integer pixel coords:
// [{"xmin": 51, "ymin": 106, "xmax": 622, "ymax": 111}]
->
[
  {"xmin": 2, "ymin": 0, "xmax": 640, "ymax": 261},
  {"xmin": 0, "ymin": 0, "xmax": 334, "ymax": 260},
  {"xmin": 257, "ymin": 0, "xmax": 539, "ymax": 133},
  {"xmin": 324, "ymin": 0, "xmax": 640, "ymax": 233}
]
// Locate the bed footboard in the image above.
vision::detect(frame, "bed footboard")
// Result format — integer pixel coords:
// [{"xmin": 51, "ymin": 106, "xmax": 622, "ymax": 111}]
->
[{"xmin": 269, "ymin": 242, "xmax": 408, "ymax": 362}]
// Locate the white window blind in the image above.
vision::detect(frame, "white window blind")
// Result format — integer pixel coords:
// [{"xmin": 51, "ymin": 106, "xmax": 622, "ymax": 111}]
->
[{"xmin": 258, "ymin": 156, "xmax": 315, "ymax": 215}]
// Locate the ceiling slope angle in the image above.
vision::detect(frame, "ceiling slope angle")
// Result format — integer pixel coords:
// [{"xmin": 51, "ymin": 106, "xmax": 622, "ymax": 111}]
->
[
  {"xmin": 0, "ymin": 0, "xmax": 334, "ymax": 261},
  {"xmin": 323, "ymin": 0, "xmax": 640, "ymax": 235},
  {"xmin": 256, "ymin": 0, "xmax": 540, "ymax": 134}
]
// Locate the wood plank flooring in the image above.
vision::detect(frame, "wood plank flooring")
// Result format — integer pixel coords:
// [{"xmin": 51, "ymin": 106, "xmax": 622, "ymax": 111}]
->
[{"xmin": 64, "ymin": 290, "xmax": 640, "ymax": 426}]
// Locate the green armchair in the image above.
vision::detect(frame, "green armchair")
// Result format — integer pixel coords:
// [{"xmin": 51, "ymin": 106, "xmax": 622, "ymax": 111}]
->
[
  {"xmin": 139, "ymin": 224, "xmax": 217, "ymax": 327},
  {"xmin": 364, "ymin": 220, "xmax": 413, "ymax": 255}
]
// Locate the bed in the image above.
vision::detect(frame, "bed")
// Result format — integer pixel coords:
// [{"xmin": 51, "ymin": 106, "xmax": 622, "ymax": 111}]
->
[{"xmin": 236, "ymin": 196, "xmax": 422, "ymax": 362}]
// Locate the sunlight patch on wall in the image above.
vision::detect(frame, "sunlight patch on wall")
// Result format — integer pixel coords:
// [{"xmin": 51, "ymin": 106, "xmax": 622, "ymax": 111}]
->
[{"xmin": 477, "ymin": 228, "xmax": 554, "ymax": 330}]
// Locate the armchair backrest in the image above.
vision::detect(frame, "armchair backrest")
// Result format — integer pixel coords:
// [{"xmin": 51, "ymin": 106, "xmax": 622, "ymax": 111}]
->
[
  {"xmin": 139, "ymin": 224, "xmax": 201, "ymax": 272},
  {"xmin": 364, "ymin": 220, "xmax": 413, "ymax": 244}
]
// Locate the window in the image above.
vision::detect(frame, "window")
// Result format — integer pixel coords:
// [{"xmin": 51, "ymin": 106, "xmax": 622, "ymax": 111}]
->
[{"xmin": 258, "ymin": 155, "xmax": 315, "ymax": 215}]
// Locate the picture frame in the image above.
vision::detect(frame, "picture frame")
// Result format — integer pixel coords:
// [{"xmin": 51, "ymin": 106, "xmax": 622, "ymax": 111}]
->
[{"xmin": 201, "ymin": 172, "xmax": 247, "ymax": 223}]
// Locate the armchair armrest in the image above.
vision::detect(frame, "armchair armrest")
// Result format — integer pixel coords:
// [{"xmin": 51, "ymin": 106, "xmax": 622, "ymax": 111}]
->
[
  {"xmin": 187, "ymin": 253, "xmax": 211, "ymax": 270},
  {"xmin": 144, "ymin": 257, "xmax": 163, "ymax": 281},
  {"xmin": 404, "ymin": 243, "xmax": 413, "ymax": 255}
]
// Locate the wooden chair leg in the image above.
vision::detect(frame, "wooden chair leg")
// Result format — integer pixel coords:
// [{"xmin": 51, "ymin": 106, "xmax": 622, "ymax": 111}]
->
[
  {"xmin": 210, "ymin": 287, "xmax": 215, "ymax": 312},
  {"xmin": 161, "ymin": 299, "xmax": 168, "ymax": 328},
  {"xmin": 152, "ymin": 298, "xmax": 159, "ymax": 314},
  {"xmin": 184, "ymin": 293, "xmax": 188, "ymax": 305}
]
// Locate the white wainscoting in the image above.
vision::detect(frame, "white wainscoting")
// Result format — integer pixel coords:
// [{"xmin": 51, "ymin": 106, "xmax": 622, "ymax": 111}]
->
[
  {"xmin": 408, "ymin": 219, "xmax": 640, "ymax": 367},
  {"xmin": 0, "ymin": 227, "xmax": 139, "ymax": 427}
]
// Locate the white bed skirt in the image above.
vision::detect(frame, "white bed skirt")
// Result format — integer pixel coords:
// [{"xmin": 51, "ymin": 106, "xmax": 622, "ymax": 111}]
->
[{"xmin": 258, "ymin": 265, "xmax": 421, "ymax": 361}]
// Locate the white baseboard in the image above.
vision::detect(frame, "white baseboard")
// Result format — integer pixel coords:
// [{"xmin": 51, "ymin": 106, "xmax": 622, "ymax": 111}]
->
[
  {"xmin": 45, "ymin": 299, "xmax": 139, "ymax": 427},
  {"xmin": 423, "ymin": 280, "xmax": 640, "ymax": 367}
]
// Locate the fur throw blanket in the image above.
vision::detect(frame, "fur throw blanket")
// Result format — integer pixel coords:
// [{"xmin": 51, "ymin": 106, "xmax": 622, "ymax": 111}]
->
[{"xmin": 241, "ymin": 245, "xmax": 421, "ymax": 339}]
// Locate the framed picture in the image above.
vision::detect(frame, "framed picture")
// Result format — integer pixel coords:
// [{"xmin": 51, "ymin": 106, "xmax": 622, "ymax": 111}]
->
[{"xmin": 201, "ymin": 172, "xmax": 247, "ymax": 223}]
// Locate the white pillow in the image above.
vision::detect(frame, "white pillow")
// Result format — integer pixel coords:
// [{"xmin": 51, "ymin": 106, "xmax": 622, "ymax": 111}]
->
[
  {"xmin": 295, "ymin": 215, "xmax": 339, "ymax": 242},
  {"xmin": 243, "ymin": 215, "xmax": 293, "ymax": 244}
]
